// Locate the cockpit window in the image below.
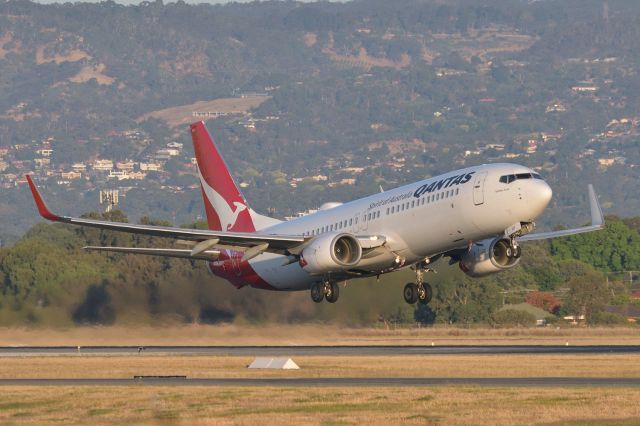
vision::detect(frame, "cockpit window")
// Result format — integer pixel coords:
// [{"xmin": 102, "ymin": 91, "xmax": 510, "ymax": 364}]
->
[
  {"xmin": 500, "ymin": 172, "xmax": 542, "ymax": 184},
  {"xmin": 499, "ymin": 174, "xmax": 516, "ymax": 184}
]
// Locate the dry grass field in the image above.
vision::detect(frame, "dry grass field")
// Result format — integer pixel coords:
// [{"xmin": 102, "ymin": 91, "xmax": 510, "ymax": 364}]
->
[
  {"xmin": 1, "ymin": 324, "xmax": 639, "ymax": 346},
  {"xmin": 0, "ymin": 385, "xmax": 639, "ymax": 425},
  {"xmin": 1, "ymin": 325, "xmax": 640, "ymax": 424},
  {"xmin": 1, "ymin": 354, "xmax": 640, "ymax": 380},
  {"xmin": 136, "ymin": 96, "xmax": 270, "ymax": 128}
]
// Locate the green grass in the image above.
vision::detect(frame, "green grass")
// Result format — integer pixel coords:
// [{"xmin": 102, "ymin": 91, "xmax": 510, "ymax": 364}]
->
[
  {"xmin": 88, "ymin": 408, "xmax": 115, "ymax": 416},
  {"xmin": 221, "ymin": 401, "xmax": 399, "ymax": 417}
]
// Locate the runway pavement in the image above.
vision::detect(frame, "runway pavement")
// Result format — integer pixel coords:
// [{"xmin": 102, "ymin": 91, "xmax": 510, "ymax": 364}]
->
[
  {"xmin": 0, "ymin": 345, "xmax": 638, "ymax": 356},
  {"xmin": 0, "ymin": 377, "xmax": 639, "ymax": 387}
]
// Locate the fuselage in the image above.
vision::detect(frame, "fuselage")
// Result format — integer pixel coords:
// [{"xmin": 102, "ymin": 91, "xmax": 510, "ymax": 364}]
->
[{"xmin": 209, "ymin": 163, "xmax": 552, "ymax": 290}]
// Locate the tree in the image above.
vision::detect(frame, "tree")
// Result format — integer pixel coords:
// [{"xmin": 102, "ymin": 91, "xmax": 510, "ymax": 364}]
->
[
  {"xmin": 565, "ymin": 269, "xmax": 610, "ymax": 324},
  {"xmin": 526, "ymin": 291, "xmax": 561, "ymax": 314}
]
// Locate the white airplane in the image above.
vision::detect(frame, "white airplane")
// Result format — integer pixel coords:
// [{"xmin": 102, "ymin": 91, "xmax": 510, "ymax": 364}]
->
[{"xmin": 26, "ymin": 121, "xmax": 604, "ymax": 304}]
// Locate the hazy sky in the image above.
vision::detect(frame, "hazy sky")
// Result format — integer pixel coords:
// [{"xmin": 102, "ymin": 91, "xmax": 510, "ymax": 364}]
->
[{"xmin": 33, "ymin": 0, "xmax": 330, "ymax": 4}]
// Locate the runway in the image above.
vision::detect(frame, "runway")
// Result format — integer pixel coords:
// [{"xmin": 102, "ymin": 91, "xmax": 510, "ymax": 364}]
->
[
  {"xmin": 0, "ymin": 377, "xmax": 639, "ymax": 387},
  {"xmin": 0, "ymin": 345, "xmax": 638, "ymax": 356}
]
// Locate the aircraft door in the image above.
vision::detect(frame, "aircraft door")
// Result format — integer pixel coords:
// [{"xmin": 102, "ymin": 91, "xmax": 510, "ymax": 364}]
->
[
  {"xmin": 360, "ymin": 210, "xmax": 369, "ymax": 231},
  {"xmin": 473, "ymin": 172, "xmax": 488, "ymax": 205}
]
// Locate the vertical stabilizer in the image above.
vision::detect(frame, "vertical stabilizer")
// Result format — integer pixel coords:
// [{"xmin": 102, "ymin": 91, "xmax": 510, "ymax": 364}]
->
[{"xmin": 190, "ymin": 121, "xmax": 280, "ymax": 232}]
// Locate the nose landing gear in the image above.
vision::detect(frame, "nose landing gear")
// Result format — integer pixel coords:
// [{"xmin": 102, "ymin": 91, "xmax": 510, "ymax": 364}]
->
[{"xmin": 507, "ymin": 238, "xmax": 522, "ymax": 259}]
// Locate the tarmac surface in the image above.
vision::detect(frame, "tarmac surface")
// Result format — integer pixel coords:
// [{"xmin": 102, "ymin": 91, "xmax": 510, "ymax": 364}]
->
[
  {"xmin": 0, "ymin": 345, "xmax": 638, "ymax": 356},
  {"xmin": 0, "ymin": 377, "xmax": 639, "ymax": 387}
]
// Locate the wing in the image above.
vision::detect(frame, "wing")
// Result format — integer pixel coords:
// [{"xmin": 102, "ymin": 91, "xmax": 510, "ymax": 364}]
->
[
  {"xmin": 26, "ymin": 175, "xmax": 306, "ymax": 256},
  {"xmin": 517, "ymin": 184, "xmax": 604, "ymax": 242}
]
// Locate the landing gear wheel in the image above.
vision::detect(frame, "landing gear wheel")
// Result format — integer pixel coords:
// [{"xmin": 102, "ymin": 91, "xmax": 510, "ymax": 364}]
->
[
  {"xmin": 403, "ymin": 283, "xmax": 419, "ymax": 304},
  {"xmin": 512, "ymin": 245, "xmax": 522, "ymax": 259},
  {"xmin": 418, "ymin": 282, "xmax": 433, "ymax": 304},
  {"xmin": 325, "ymin": 282, "xmax": 339, "ymax": 303},
  {"xmin": 310, "ymin": 283, "xmax": 324, "ymax": 303}
]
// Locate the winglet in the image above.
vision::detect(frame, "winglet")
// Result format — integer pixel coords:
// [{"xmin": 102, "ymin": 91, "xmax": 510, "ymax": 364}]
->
[
  {"xmin": 25, "ymin": 175, "xmax": 60, "ymax": 221},
  {"xmin": 588, "ymin": 184, "xmax": 604, "ymax": 227}
]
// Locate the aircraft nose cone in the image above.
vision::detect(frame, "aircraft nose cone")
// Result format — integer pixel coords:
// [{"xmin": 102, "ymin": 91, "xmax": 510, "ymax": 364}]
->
[{"xmin": 531, "ymin": 181, "xmax": 552, "ymax": 215}]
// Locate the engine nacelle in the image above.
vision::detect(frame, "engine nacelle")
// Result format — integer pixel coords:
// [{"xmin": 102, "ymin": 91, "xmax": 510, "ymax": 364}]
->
[
  {"xmin": 459, "ymin": 238, "xmax": 521, "ymax": 278},
  {"xmin": 300, "ymin": 233, "xmax": 362, "ymax": 274}
]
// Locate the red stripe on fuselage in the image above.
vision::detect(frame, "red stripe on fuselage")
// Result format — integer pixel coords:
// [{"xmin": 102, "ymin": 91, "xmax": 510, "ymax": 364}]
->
[{"xmin": 208, "ymin": 249, "xmax": 277, "ymax": 290}]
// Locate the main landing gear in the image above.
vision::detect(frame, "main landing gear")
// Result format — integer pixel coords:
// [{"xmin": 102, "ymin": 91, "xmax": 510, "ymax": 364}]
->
[
  {"xmin": 310, "ymin": 281, "xmax": 339, "ymax": 303},
  {"xmin": 403, "ymin": 266, "xmax": 433, "ymax": 305}
]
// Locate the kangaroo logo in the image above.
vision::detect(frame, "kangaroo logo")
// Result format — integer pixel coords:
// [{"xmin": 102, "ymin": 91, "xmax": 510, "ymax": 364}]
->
[{"xmin": 198, "ymin": 169, "xmax": 247, "ymax": 231}]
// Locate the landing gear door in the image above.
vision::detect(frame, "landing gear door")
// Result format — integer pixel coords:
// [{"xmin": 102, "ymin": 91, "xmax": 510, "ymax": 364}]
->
[{"xmin": 473, "ymin": 171, "xmax": 488, "ymax": 205}]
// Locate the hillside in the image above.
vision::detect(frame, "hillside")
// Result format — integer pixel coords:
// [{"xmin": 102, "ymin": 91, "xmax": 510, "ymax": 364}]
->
[{"xmin": 0, "ymin": 0, "xmax": 639, "ymax": 244}]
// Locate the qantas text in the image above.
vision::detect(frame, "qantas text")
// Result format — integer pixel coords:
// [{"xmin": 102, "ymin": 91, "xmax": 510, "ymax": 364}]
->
[{"xmin": 413, "ymin": 171, "xmax": 476, "ymax": 198}]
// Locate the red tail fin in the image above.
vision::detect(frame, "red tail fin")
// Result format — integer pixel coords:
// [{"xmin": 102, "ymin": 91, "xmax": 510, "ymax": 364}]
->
[{"xmin": 190, "ymin": 121, "xmax": 256, "ymax": 232}]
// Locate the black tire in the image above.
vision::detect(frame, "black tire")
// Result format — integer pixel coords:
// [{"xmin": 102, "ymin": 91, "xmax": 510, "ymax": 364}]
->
[
  {"xmin": 419, "ymin": 282, "xmax": 433, "ymax": 304},
  {"xmin": 512, "ymin": 245, "xmax": 522, "ymax": 259},
  {"xmin": 403, "ymin": 283, "xmax": 418, "ymax": 304},
  {"xmin": 310, "ymin": 283, "xmax": 324, "ymax": 303},
  {"xmin": 326, "ymin": 282, "xmax": 340, "ymax": 303}
]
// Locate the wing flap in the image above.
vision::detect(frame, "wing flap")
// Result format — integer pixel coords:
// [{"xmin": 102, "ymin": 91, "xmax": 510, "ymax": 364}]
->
[{"xmin": 84, "ymin": 246, "xmax": 220, "ymax": 261}]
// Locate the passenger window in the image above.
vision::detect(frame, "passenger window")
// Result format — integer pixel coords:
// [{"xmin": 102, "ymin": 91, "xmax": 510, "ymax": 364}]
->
[
  {"xmin": 436, "ymin": 193, "xmax": 440, "ymax": 201},
  {"xmin": 456, "ymin": 188, "xmax": 459, "ymax": 195},
  {"xmin": 411, "ymin": 200, "xmax": 415, "ymax": 208},
  {"xmin": 349, "ymin": 218, "xmax": 353, "ymax": 226}
]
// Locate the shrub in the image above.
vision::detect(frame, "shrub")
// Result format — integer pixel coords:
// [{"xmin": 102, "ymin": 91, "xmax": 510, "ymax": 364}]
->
[{"xmin": 491, "ymin": 309, "xmax": 537, "ymax": 328}]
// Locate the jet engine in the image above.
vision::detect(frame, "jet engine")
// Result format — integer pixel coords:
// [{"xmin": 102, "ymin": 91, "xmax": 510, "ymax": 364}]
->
[
  {"xmin": 300, "ymin": 233, "xmax": 362, "ymax": 274},
  {"xmin": 458, "ymin": 238, "xmax": 521, "ymax": 278}
]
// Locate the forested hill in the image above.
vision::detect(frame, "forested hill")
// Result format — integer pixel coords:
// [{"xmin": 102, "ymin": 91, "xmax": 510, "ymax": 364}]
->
[{"xmin": 0, "ymin": 0, "xmax": 639, "ymax": 244}]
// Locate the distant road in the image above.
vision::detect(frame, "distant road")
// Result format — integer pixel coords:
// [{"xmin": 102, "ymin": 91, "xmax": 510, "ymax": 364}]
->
[
  {"xmin": 0, "ymin": 345, "xmax": 639, "ymax": 356},
  {"xmin": 1, "ymin": 377, "xmax": 639, "ymax": 387}
]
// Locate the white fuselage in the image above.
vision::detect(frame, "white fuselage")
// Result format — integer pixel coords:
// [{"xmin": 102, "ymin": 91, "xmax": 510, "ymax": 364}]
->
[{"xmin": 217, "ymin": 163, "xmax": 552, "ymax": 290}]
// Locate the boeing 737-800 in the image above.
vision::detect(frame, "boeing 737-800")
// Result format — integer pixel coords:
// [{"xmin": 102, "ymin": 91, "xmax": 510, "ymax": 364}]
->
[{"xmin": 26, "ymin": 121, "xmax": 604, "ymax": 304}]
